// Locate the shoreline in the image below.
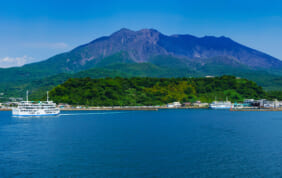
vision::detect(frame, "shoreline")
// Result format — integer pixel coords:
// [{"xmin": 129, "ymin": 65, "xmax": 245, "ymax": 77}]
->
[
  {"xmin": 2, "ymin": 106, "xmax": 282, "ymax": 111},
  {"xmin": 0, "ymin": 106, "xmax": 208, "ymax": 111},
  {"xmin": 231, "ymin": 108, "xmax": 282, "ymax": 111},
  {"xmin": 0, "ymin": 108, "xmax": 12, "ymax": 111},
  {"xmin": 60, "ymin": 106, "xmax": 209, "ymax": 111}
]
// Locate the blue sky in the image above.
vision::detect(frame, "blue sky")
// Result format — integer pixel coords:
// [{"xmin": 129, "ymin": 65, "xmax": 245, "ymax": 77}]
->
[{"xmin": 0, "ymin": 0, "xmax": 282, "ymax": 67}]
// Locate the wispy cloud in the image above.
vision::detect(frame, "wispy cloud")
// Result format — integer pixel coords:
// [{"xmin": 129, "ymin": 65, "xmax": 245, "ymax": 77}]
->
[
  {"xmin": 0, "ymin": 56, "xmax": 34, "ymax": 68},
  {"xmin": 23, "ymin": 42, "xmax": 69, "ymax": 49}
]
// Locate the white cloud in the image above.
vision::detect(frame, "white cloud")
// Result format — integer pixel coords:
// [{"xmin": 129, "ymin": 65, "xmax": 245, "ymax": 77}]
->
[
  {"xmin": 0, "ymin": 56, "xmax": 34, "ymax": 68},
  {"xmin": 23, "ymin": 42, "xmax": 69, "ymax": 49}
]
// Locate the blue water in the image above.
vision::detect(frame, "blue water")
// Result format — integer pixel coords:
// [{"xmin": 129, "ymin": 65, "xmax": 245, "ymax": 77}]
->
[{"xmin": 1, "ymin": 109, "xmax": 282, "ymax": 177}]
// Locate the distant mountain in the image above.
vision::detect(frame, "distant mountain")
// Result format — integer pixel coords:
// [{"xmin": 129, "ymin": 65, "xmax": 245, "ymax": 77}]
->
[
  {"xmin": 57, "ymin": 28, "xmax": 282, "ymax": 70},
  {"xmin": 2, "ymin": 28, "xmax": 282, "ymax": 78},
  {"xmin": 74, "ymin": 28, "xmax": 282, "ymax": 69},
  {"xmin": 1, "ymin": 28, "xmax": 282, "ymax": 98}
]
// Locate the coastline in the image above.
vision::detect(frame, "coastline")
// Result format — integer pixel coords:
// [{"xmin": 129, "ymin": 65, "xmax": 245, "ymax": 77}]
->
[
  {"xmin": 60, "ymin": 106, "xmax": 209, "ymax": 111},
  {"xmin": 0, "ymin": 108, "xmax": 12, "ymax": 111},
  {"xmin": 2, "ymin": 106, "xmax": 282, "ymax": 111},
  {"xmin": 0, "ymin": 106, "xmax": 208, "ymax": 111},
  {"xmin": 231, "ymin": 108, "xmax": 282, "ymax": 111}
]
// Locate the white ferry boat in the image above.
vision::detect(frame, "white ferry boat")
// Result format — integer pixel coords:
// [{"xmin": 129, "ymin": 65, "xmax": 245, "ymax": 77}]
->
[
  {"xmin": 209, "ymin": 98, "xmax": 232, "ymax": 109},
  {"xmin": 12, "ymin": 91, "xmax": 60, "ymax": 116}
]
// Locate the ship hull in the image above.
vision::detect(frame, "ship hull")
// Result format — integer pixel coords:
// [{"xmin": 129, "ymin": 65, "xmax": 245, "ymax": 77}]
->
[{"xmin": 12, "ymin": 113, "xmax": 59, "ymax": 117}]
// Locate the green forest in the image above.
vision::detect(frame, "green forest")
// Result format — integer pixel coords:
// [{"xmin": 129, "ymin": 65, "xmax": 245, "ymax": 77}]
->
[{"xmin": 49, "ymin": 76, "xmax": 268, "ymax": 106}]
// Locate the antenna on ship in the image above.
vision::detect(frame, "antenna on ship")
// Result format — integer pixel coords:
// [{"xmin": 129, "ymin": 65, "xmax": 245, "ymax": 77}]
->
[
  {"xmin": 47, "ymin": 91, "xmax": 49, "ymax": 102},
  {"xmin": 26, "ymin": 90, "xmax": 29, "ymax": 102}
]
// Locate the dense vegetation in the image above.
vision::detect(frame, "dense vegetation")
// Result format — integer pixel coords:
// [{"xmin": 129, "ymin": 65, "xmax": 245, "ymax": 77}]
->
[{"xmin": 49, "ymin": 76, "xmax": 266, "ymax": 106}]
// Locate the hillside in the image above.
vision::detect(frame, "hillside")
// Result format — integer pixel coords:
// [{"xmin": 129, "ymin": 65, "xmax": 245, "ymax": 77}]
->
[
  {"xmin": 48, "ymin": 76, "xmax": 266, "ymax": 106},
  {"xmin": 2, "ymin": 62, "xmax": 282, "ymax": 102}
]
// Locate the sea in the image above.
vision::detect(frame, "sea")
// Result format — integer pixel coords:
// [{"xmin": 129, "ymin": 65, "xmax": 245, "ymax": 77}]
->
[{"xmin": 1, "ymin": 109, "xmax": 282, "ymax": 177}]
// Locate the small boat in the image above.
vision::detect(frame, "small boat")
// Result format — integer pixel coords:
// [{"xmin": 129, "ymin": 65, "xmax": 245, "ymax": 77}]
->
[
  {"xmin": 12, "ymin": 91, "xmax": 60, "ymax": 116},
  {"xmin": 209, "ymin": 97, "xmax": 232, "ymax": 109}
]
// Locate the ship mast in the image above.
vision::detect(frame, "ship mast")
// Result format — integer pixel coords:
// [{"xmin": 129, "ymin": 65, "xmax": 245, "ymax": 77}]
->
[
  {"xmin": 47, "ymin": 91, "xmax": 49, "ymax": 102},
  {"xmin": 26, "ymin": 90, "xmax": 29, "ymax": 102}
]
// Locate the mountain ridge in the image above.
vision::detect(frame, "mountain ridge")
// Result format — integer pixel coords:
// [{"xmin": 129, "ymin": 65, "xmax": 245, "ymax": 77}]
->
[
  {"xmin": 2, "ymin": 28, "xmax": 282, "ymax": 73},
  {"xmin": 38, "ymin": 28, "xmax": 282, "ymax": 70}
]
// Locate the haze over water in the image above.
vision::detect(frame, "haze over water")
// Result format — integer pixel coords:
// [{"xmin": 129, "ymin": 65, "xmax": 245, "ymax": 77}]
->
[{"xmin": 1, "ymin": 110, "xmax": 282, "ymax": 177}]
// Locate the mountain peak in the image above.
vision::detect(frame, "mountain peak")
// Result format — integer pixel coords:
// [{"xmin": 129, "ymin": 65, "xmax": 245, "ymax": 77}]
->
[
  {"xmin": 111, "ymin": 28, "xmax": 135, "ymax": 36},
  {"xmin": 118, "ymin": 28, "xmax": 133, "ymax": 33},
  {"xmin": 112, "ymin": 28, "xmax": 161, "ymax": 36},
  {"xmin": 42, "ymin": 28, "xmax": 282, "ymax": 72}
]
